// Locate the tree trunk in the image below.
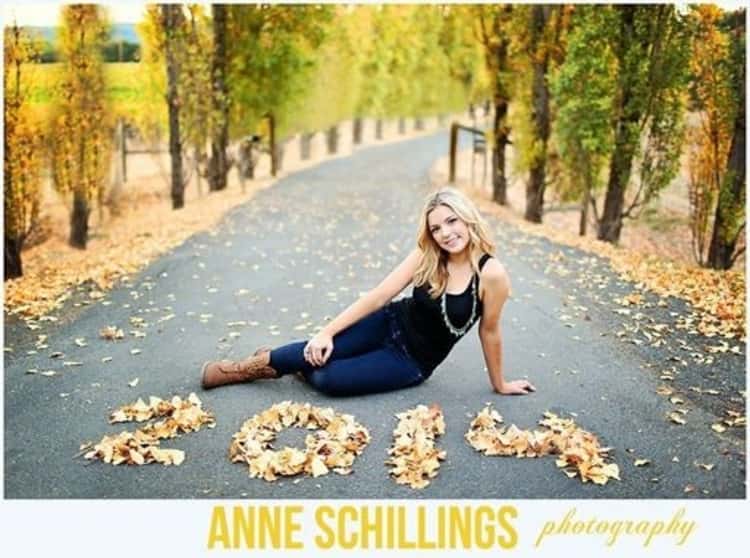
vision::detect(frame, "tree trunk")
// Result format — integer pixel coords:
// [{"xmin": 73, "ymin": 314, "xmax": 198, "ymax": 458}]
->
[
  {"xmin": 398, "ymin": 118, "xmax": 406, "ymax": 135},
  {"xmin": 598, "ymin": 136, "xmax": 637, "ymax": 242},
  {"xmin": 375, "ymin": 119, "xmax": 383, "ymax": 140},
  {"xmin": 524, "ymin": 5, "xmax": 553, "ymax": 224},
  {"xmin": 597, "ymin": 7, "xmax": 640, "ymax": 244},
  {"xmin": 70, "ymin": 191, "xmax": 89, "ymax": 249},
  {"xmin": 208, "ymin": 4, "xmax": 229, "ymax": 192},
  {"xmin": 492, "ymin": 97, "xmax": 509, "ymax": 205},
  {"xmin": 4, "ymin": 236, "xmax": 23, "ymax": 280},
  {"xmin": 70, "ymin": 116, "xmax": 89, "ymax": 248},
  {"xmin": 489, "ymin": 13, "xmax": 512, "ymax": 207},
  {"xmin": 708, "ymin": 49, "xmax": 745, "ymax": 269},
  {"xmin": 163, "ymin": 4, "xmax": 185, "ymax": 209}
]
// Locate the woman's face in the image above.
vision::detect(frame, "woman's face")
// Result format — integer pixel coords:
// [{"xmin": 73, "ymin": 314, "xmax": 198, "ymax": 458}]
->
[{"xmin": 427, "ymin": 204, "xmax": 470, "ymax": 255}]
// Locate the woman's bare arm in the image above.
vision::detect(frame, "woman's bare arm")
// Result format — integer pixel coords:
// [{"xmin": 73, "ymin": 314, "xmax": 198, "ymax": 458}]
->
[
  {"xmin": 305, "ymin": 249, "xmax": 420, "ymax": 365},
  {"xmin": 478, "ymin": 259, "xmax": 535, "ymax": 395}
]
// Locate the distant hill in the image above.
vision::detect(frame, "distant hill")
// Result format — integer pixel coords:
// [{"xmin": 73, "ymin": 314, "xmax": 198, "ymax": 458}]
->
[{"xmin": 21, "ymin": 23, "xmax": 140, "ymax": 45}]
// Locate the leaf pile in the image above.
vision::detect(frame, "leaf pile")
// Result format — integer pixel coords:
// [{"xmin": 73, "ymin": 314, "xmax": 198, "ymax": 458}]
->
[
  {"xmin": 229, "ymin": 401, "xmax": 371, "ymax": 482},
  {"xmin": 386, "ymin": 404, "xmax": 446, "ymax": 489},
  {"xmin": 82, "ymin": 393, "xmax": 215, "ymax": 466},
  {"xmin": 465, "ymin": 406, "xmax": 620, "ymax": 485}
]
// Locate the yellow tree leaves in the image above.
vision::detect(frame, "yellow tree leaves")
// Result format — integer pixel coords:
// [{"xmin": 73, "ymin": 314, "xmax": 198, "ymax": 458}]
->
[
  {"xmin": 466, "ymin": 406, "xmax": 620, "ymax": 485},
  {"xmin": 82, "ymin": 393, "xmax": 215, "ymax": 466},
  {"xmin": 51, "ymin": 5, "xmax": 112, "ymax": 249},
  {"xmin": 229, "ymin": 401, "xmax": 371, "ymax": 482},
  {"xmin": 687, "ymin": 5, "xmax": 737, "ymax": 266},
  {"xmin": 386, "ymin": 404, "xmax": 446, "ymax": 489},
  {"xmin": 4, "ymin": 23, "xmax": 43, "ymax": 279}
]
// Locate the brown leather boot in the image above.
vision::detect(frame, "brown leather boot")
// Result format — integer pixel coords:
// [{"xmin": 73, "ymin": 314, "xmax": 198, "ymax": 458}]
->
[{"xmin": 201, "ymin": 349, "xmax": 277, "ymax": 389}]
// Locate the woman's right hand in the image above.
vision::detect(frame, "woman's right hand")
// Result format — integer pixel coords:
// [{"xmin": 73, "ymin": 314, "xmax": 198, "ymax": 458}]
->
[{"xmin": 304, "ymin": 331, "xmax": 334, "ymax": 367}]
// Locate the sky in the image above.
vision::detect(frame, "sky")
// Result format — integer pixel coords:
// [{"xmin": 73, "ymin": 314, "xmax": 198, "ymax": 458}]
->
[
  {"xmin": 2, "ymin": 2, "xmax": 148, "ymax": 26},
  {"xmin": 1, "ymin": 0, "xmax": 745, "ymax": 27}
]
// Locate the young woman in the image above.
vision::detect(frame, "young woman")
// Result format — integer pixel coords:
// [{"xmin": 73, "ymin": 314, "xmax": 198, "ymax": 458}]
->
[{"xmin": 201, "ymin": 187, "xmax": 536, "ymax": 397}]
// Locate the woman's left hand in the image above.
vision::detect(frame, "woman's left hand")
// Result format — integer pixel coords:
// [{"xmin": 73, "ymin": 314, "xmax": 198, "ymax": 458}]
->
[
  {"xmin": 496, "ymin": 379, "xmax": 536, "ymax": 395},
  {"xmin": 304, "ymin": 331, "xmax": 334, "ymax": 367}
]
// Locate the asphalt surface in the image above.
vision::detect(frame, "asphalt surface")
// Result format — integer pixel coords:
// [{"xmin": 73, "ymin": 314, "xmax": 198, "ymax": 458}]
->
[{"xmin": 3, "ymin": 132, "xmax": 746, "ymax": 499}]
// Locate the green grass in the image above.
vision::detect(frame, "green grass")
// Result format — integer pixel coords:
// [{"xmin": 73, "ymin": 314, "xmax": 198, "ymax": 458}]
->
[{"xmin": 26, "ymin": 62, "xmax": 143, "ymax": 112}]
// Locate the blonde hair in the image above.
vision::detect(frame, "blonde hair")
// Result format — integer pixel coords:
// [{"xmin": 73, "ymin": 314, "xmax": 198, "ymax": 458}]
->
[{"xmin": 414, "ymin": 187, "xmax": 496, "ymax": 298}]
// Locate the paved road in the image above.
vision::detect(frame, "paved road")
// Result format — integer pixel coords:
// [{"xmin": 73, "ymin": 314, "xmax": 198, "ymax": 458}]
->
[{"xmin": 4, "ymin": 132, "xmax": 745, "ymax": 499}]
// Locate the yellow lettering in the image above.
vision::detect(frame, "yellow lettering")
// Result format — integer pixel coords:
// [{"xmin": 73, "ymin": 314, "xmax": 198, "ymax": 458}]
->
[
  {"xmin": 284, "ymin": 505, "xmax": 304, "ymax": 549},
  {"xmin": 339, "ymin": 506, "xmax": 358, "ymax": 549},
  {"xmin": 475, "ymin": 506, "xmax": 495, "ymax": 549},
  {"xmin": 449, "ymin": 506, "xmax": 472, "ymax": 549},
  {"xmin": 360, "ymin": 506, "xmax": 382, "ymax": 549},
  {"xmin": 417, "ymin": 506, "xmax": 436, "ymax": 549},
  {"xmin": 386, "ymin": 505, "xmax": 396, "ymax": 548},
  {"xmin": 258, "ymin": 506, "xmax": 282, "ymax": 548},
  {"xmin": 207, "ymin": 506, "xmax": 231, "ymax": 549},
  {"xmin": 397, "ymin": 506, "xmax": 416, "ymax": 549},
  {"xmin": 231, "ymin": 506, "xmax": 255, "ymax": 549},
  {"xmin": 314, "ymin": 505, "xmax": 336, "ymax": 549},
  {"xmin": 497, "ymin": 505, "xmax": 518, "ymax": 549}
]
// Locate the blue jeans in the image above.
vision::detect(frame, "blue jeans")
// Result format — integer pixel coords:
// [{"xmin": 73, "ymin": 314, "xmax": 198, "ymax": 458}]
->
[{"xmin": 269, "ymin": 306, "xmax": 426, "ymax": 396}]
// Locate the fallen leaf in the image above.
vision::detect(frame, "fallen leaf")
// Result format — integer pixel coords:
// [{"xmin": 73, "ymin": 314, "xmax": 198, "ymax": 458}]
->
[{"xmin": 668, "ymin": 412, "xmax": 686, "ymax": 425}]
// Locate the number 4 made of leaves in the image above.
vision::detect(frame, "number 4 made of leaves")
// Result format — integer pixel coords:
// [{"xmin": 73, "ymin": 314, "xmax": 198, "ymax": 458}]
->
[
  {"xmin": 79, "ymin": 393, "xmax": 215, "ymax": 466},
  {"xmin": 465, "ymin": 406, "xmax": 620, "ymax": 485}
]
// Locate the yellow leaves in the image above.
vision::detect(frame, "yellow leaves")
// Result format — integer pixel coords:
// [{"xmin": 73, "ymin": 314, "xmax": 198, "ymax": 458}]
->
[
  {"xmin": 634, "ymin": 458, "xmax": 651, "ymax": 467},
  {"xmin": 83, "ymin": 393, "xmax": 214, "ymax": 467},
  {"xmin": 466, "ymin": 406, "xmax": 620, "ymax": 485},
  {"xmin": 99, "ymin": 326, "xmax": 125, "ymax": 341},
  {"xmin": 668, "ymin": 412, "xmax": 687, "ymax": 425},
  {"xmin": 229, "ymin": 401, "xmax": 370, "ymax": 482},
  {"xmin": 711, "ymin": 409, "xmax": 746, "ymax": 434},
  {"xmin": 386, "ymin": 404, "xmax": 446, "ymax": 490},
  {"xmin": 615, "ymin": 293, "xmax": 644, "ymax": 307},
  {"xmin": 656, "ymin": 385, "xmax": 674, "ymax": 396}
]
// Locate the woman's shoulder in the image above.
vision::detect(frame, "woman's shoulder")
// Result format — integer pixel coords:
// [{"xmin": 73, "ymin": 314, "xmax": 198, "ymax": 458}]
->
[{"xmin": 479, "ymin": 256, "xmax": 509, "ymax": 287}]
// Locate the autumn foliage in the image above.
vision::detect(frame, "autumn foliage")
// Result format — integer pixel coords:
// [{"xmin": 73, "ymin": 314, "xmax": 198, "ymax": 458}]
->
[
  {"xmin": 687, "ymin": 5, "xmax": 745, "ymax": 269},
  {"xmin": 4, "ymin": 24, "xmax": 43, "ymax": 280},
  {"xmin": 49, "ymin": 5, "xmax": 112, "ymax": 249}
]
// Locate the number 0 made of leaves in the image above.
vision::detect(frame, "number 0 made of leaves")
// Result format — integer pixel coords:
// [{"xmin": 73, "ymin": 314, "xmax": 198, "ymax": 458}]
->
[{"xmin": 229, "ymin": 401, "xmax": 371, "ymax": 482}]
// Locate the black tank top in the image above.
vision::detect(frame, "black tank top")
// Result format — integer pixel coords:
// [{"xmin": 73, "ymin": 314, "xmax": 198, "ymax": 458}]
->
[{"xmin": 392, "ymin": 254, "xmax": 493, "ymax": 373}]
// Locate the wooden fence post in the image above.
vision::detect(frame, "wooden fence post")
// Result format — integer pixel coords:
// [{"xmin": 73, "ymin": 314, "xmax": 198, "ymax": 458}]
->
[
  {"xmin": 120, "ymin": 119, "xmax": 128, "ymax": 183},
  {"xmin": 268, "ymin": 113, "xmax": 277, "ymax": 177}
]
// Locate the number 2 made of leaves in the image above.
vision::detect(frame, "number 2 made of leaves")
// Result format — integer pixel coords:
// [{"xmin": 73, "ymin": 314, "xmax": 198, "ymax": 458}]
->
[{"xmin": 79, "ymin": 393, "xmax": 215, "ymax": 466}]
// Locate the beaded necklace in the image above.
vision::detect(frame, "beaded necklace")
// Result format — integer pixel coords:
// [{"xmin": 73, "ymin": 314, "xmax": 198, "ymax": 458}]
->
[{"xmin": 440, "ymin": 272, "xmax": 478, "ymax": 337}]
